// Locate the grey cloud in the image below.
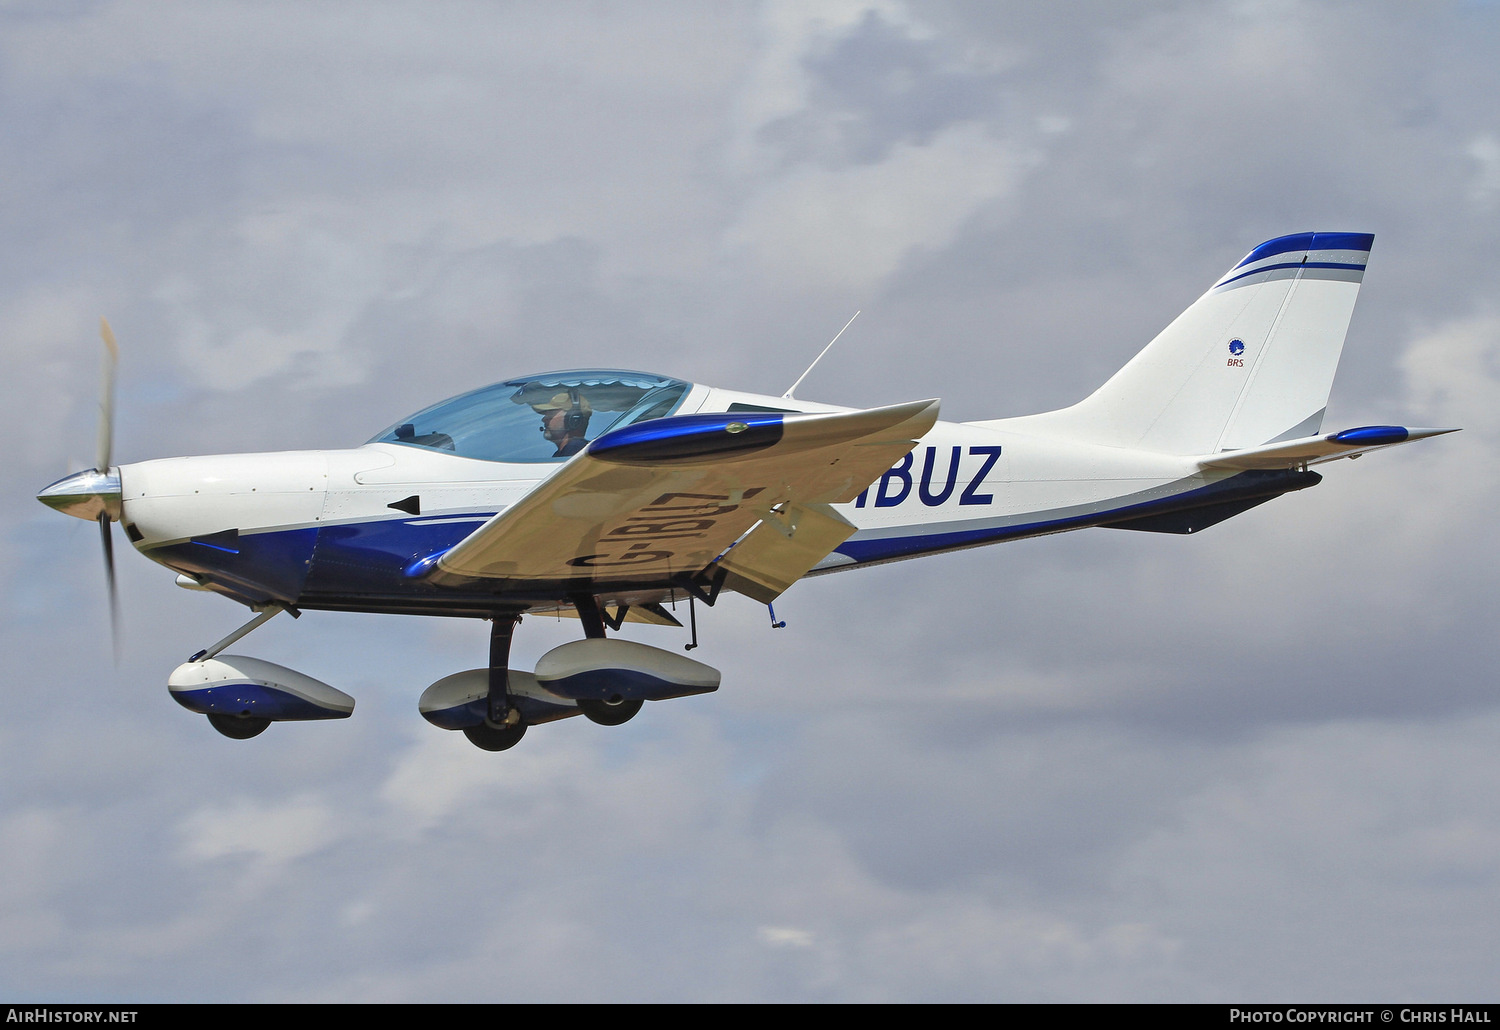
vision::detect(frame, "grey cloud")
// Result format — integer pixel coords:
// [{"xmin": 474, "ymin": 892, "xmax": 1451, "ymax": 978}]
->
[{"xmin": 4, "ymin": 0, "xmax": 1498, "ymax": 1003}]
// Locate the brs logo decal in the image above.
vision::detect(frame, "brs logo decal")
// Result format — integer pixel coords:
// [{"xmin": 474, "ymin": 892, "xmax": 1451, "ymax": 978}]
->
[
  {"xmin": 853, "ymin": 445, "xmax": 1002, "ymax": 508},
  {"xmin": 1227, "ymin": 338, "xmax": 1245, "ymax": 367}
]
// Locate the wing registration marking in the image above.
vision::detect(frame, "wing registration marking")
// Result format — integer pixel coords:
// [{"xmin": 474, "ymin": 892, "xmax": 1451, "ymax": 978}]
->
[{"xmin": 566, "ymin": 489, "xmax": 766, "ymax": 568}]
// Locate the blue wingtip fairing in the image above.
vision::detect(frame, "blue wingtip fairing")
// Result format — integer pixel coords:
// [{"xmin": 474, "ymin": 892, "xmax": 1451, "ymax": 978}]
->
[{"xmin": 587, "ymin": 411, "xmax": 784, "ymax": 463}]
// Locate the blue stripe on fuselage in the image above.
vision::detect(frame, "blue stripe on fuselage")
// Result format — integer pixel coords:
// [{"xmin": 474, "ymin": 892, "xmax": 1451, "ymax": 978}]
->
[
  {"xmin": 144, "ymin": 526, "xmax": 319, "ymax": 604},
  {"xmin": 304, "ymin": 513, "xmax": 500, "ymax": 596},
  {"xmin": 143, "ymin": 471, "xmax": 1315, "ymax": 609},
  {"xmin": 144, "ymin": 514, "xmax": 497, "ymax": 606},
  {"xmin": 830, "ymin": 469, "xmax": 1317, "ymax": 567}
]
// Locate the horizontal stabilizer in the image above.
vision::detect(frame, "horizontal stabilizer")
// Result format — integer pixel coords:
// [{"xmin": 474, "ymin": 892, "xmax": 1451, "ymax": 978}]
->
[{"xmin": 1199, "ymin": 426, "xmax": 1459, "ymax": 470}]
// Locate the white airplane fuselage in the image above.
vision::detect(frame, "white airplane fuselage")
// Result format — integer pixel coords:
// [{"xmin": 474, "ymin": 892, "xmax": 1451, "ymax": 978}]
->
[{"xmin": 114, "ymin": 379, "xmax": 1281, "ymax": 620}]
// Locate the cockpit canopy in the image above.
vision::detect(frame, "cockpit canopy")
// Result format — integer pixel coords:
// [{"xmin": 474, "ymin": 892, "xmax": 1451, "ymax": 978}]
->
[{"xmin": 369, "ymin": 370, "xmax": 692, "ymax": 463}]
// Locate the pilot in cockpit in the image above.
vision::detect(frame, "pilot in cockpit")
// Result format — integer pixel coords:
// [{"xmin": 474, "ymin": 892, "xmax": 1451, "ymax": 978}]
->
[{"xmin": 534, "ymin": 390, "xmax": 593, "ymax": 457}]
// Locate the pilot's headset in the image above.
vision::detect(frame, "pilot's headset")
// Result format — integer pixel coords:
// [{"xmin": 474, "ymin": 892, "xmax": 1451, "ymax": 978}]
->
[
  {"xmin": 561, "ymin": 388, "xmax": 590, "ymax": 435},
  {"xmin": 540, "ymin": 389, "xmax": 590, "ymax": 436}
]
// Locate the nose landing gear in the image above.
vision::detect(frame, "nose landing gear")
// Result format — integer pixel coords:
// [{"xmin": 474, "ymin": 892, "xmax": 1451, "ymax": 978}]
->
[
  {"xmin": 207, "ymin": 713, "xmax": 271, "ymax": 739},
  {"xmin": 462, "ymin": 716, "xmax": 527, "ymax": 751}
]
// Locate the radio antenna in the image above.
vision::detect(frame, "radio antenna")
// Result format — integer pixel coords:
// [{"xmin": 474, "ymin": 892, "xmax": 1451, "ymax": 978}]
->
[{"xmin": 783, "ymin": 310, "xmax": 859, "ymax": 399}]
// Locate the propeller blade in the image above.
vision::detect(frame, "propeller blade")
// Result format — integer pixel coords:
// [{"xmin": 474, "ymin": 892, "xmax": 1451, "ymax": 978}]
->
[
  {"xmin": 99, "ymin": 512, "xmax": 120, "ymax": 661},
  {"xmin": 96, "ymin": 317, "xmax": 118, "ymax": 475},
  {"xmin": 96, "ymin": 321, "xmax": 122, "ymax": 660}
]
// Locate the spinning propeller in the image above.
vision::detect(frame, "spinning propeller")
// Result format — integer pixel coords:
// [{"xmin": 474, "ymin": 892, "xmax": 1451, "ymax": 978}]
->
[{"xmin": 36, "ymin": 318, "xmax": 125, "ymax": 657}]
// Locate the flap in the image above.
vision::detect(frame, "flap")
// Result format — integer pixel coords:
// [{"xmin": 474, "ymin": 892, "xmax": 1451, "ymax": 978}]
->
[
  {"xmin": 718, "ymin": 502, "xmax": 857, "ymax": 604},
  {"xmin": 422, "ymin": 399, "xmax": 940, "ymax": 588}
]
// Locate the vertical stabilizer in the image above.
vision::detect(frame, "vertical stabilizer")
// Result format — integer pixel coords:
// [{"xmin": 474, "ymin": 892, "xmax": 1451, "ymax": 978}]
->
[{"xmin": 1020, "ymin": 232, "xmax": 1373, "ymax": 454}]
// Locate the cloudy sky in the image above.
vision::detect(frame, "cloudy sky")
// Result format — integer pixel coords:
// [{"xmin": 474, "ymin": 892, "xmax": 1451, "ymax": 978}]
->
[{"xmin": 4, "ymin": 0, "xmax": 1498, "ymax": 1002}]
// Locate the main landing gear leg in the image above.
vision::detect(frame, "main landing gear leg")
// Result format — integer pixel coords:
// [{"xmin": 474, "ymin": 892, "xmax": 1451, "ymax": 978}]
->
[
  {"xmin": 465, "ymin": 613, "xmax": 526, "ymax": 752},
  {"xmin": 570, "ymin": 593, "xmax": 607, "ymax": 639}
]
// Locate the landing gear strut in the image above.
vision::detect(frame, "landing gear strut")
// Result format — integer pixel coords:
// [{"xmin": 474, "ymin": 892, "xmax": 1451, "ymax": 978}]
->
[{"xmin": 465, "ymin": 611, "xmax": 526, "ymax": 751}]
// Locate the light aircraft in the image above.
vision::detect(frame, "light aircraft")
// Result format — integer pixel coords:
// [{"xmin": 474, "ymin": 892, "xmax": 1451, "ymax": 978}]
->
[{"xmin": 38, "ymin": 232, "xmax": 1455, "ymax": 751}]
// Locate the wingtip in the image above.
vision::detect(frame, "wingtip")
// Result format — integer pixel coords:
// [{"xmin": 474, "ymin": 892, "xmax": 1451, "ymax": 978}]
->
[
  {"xmin": 833, "ymin": 396, "xmax": 940, "ymax": 429},
  {"xmin": 883, "ymin": 397, "xmax": 941, "ymax": 434}
]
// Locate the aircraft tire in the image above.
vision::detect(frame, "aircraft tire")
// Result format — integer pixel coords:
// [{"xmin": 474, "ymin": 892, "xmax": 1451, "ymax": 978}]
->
[
  {"xmin": 577, "ymin": 697, "xmax": 643, "ymax": 726},
  {"xmin": 463, "ymin": 717, "xmax": 527, "ymax": 752},
  {"xmin": 207, "ymin": 713, "xmax": 271, "ymax": 740}
]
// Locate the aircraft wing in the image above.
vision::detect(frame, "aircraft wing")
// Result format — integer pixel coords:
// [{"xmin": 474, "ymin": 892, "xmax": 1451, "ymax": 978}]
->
[
  {"xmin": 1199, "ymin": 425, "xmax": 1459, "ymax": 470},
  {"xmin": 420, "ymin": 399, "xmax": 941, "ymax": 602}
]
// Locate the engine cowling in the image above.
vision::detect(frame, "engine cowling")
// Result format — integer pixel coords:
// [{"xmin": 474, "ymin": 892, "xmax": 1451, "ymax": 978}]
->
[
  {"xmin": 168, "ymin": 655, "xmax": 354, "ymax": 721},
  {"xmin": 418, "ymin": 668, "xmax": 579, "ymax": 729},
  {"xmin": 534, "ymin": 639, "xmax": 720, "ymax": 702}
]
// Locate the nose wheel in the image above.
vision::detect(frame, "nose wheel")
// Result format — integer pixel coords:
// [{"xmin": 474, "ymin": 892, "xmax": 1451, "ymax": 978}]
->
[
  {"xmin": 207, "ymin": 713, "xmax": 271, "ymax": 739},
  {"xmin": 463, "ymin": 717, "xmax": 527, "ymax": 751}
]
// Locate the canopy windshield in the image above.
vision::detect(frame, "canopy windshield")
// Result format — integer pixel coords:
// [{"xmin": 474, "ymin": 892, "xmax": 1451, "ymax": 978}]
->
[{"xmin": 369, "ymin": 370, "xmax": 691, "ymax": 463}]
